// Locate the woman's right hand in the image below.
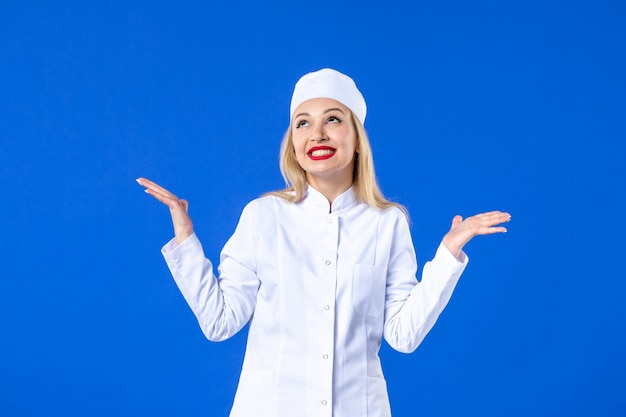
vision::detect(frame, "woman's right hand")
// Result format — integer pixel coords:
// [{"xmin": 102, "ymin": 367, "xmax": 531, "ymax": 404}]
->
[{"xmin": 136, "ymin": 177, "xmax": 194, "ymax": 244}]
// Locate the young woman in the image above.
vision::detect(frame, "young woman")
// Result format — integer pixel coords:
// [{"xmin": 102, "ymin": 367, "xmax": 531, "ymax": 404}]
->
[{"xmin": 137, "ymin": 68, "xmax": 510, "ymax": 417}]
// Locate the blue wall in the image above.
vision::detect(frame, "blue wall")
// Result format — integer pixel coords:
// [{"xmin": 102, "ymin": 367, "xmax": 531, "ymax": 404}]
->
[{"xmin": 2, "ymin": 1, "xmax": 625, "ymax": 415}]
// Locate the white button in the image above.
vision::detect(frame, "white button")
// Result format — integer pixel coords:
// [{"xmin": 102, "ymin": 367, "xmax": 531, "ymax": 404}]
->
[
  {"xmin": 321, "ymin": 400, "xmax": 327, "ymax": 406},
  {"xmin": 327, "ymin": 218, "xmax": 333, "ymax": 223},
  {"xmin": 325, "ymin": 260, "xmax": 331, "ymax": 265},
  {"xmin": 324, "ymin": 305, "xmax": 330, "ymax": 311},
  {"xmin": 323, "ymin": 354, "xmax": 329, "ymax": 359}
]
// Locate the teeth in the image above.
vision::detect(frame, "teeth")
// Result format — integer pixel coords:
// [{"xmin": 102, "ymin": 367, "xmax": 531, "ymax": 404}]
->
[{"xmin": 310, "ymin": 149, "xmax": 334, "ymax": 157}]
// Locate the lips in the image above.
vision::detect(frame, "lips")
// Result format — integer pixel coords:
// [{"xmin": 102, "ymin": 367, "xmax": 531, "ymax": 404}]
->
[{"xmin": 307, "ymin": 146, "xmax": 336, "ymax": 160}]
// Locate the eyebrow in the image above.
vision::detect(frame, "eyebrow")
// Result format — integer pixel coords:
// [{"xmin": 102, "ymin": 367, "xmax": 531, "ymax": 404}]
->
[{"xmin": 293, "ymin": 107, "xmax": 346, "ymax": 120}]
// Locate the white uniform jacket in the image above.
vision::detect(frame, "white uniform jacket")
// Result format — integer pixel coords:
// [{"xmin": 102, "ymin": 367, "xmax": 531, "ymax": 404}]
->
[{"xmin": 162, "ymin": 186, "xmax": 468, "ymax": 417}]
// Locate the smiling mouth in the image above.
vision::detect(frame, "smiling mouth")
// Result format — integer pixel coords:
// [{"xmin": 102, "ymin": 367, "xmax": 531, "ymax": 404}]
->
[{"xmin": 308, "ymin": 147, "xmax": 336, "ymax": 160}]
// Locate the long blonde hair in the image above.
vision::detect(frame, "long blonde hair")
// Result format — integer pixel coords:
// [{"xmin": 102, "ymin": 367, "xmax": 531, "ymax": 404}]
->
[{"xmin": 265, "ymin": 113, "xmax": 407, "ymax": 216}]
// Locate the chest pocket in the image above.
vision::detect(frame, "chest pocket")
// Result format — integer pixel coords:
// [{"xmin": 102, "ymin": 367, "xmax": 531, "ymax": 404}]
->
[{"xmin": 352, "ymin": 264, "xmax": 387, "ymax": 317}]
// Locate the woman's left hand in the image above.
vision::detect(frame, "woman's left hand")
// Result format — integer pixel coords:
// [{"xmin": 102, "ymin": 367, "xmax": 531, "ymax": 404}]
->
[{"xmin": 442, "ymin": 211, "xmax": 511, "ymax": 259}]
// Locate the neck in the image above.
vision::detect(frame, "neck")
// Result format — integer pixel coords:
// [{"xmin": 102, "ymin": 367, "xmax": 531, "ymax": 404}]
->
[{"xmin": 307, "ymin": 174, "xmax": 353, "ymax": 207}]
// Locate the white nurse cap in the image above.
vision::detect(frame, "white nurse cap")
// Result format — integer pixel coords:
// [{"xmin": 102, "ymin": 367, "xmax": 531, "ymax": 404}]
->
[{"xmin": 290, "ymin": 68, "xmax": 367, "ymax": 124}]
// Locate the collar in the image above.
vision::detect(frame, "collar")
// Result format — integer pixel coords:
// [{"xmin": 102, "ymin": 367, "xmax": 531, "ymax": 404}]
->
[{"xmin": 299, "ymin": 184, "xmax": 358, "ymax": 214}]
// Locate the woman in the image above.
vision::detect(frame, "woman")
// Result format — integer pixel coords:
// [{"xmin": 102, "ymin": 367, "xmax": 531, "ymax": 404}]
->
[{"xmin": 137, "ymin": 68, "xmax": 510, "ymax": 417}]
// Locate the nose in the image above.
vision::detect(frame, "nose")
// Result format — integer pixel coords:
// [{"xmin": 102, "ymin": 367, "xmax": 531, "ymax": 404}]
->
[{"xmin": 310, "ymin": 123, "xmax": 327, "ymax": 142}]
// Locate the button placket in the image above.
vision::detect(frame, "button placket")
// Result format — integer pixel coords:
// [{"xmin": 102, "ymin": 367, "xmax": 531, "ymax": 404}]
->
[{"xmin": 316, "ymin": 212, "xmax": 337, "ymax": 415}]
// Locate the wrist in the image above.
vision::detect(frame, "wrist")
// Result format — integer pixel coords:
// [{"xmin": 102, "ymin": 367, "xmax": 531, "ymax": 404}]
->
[
  {"xmin": 442, "ymin": 234, "xmax": 462, "ymax": 260},
  {"xmin": 175, "ymin": 229, "xmax": 194, "ymax": 244}
]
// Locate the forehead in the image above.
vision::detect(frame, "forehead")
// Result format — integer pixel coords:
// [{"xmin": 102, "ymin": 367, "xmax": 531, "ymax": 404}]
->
[{"xmin": 292, "ymin": 98, "xmax": 351, "ymax": 117}]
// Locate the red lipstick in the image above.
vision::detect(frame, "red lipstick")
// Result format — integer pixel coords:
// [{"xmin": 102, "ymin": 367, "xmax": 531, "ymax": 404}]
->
[{"xmin": 307, "ymin": 146, "xmax": 336, "ymax": 160}]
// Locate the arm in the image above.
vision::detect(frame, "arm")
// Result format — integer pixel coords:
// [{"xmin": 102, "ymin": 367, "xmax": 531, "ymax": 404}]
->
[
  {"xmin": 138, "ymin": 177, "xmax": 259, "ymax": 341},
  {"xmin": 162, "ymin": 214, "xmax": 260, "ymax": 341},
  {"xmin": 383, "ymin": 211, "xmax": 510, "ymax": 353},
  {"xmin": 383, "ymin": 215, "xmax": 468, "ymax": 353}
]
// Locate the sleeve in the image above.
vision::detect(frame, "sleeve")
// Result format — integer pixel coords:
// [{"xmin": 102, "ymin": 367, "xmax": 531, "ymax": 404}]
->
[
  {"xmin": 161, "ymin": 203, "xmax": 260, "ymax": 342},
  {"xmin": 382, "ymin": 214, "xmax": 468, "ymax": 353}
]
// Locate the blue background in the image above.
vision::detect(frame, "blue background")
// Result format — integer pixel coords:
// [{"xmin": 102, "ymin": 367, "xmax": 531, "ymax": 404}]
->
[{"xmin": 2, "ymin": 1, "xmax": 625, "ymax": 416}]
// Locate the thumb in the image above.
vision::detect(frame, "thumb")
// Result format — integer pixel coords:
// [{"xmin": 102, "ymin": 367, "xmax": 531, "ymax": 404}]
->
[
  {"xmin": 180, "ymin": 199, "xmax": 189, "ymax": 213},
  {"xmin": 451, "ymin": 215, "xmax": 463, "ymax": 229}
]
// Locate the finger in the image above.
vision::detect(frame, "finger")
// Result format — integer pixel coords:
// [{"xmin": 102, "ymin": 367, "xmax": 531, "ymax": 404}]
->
[
  {"xmin": 474, "ymin": 211, "xmax": 510, "ymax": 220},
  {"xmin": 480, "ymin": 226, "xmax": 508, "ymax": 235},
  {"xmin": 473, "ymin": 211, "xmax": 511, "ymax": 226},
  {"xmin": 136, "ymin": 177, "xmax": 160, "ymax": 190},
  {"xmin": 144, "ymin": 187, "xmax": 184, "ymax": 210},
  {"xmin": 451, "ymin": 215, "xmax": 463, "ymax": 229},
  {"xmin": 489, "ymin": 212, "xmax": 511, "ymax": 226},
  {"xmin": 143, "ymin": 187, "xmax": 173, "ymax": 204},
  {"xmin": 136, "ymin": 177, "xmax": 178, "ymax": 199},
  {"xmin": 137, "ymin": 178, "xmax": 184, "ymax": 209}
]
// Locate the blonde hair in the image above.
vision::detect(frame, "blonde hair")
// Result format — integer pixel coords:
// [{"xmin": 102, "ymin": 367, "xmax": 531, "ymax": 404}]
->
[{"xmin": 265, "ymin": 113, "xmax": 407, "ymax": 216}]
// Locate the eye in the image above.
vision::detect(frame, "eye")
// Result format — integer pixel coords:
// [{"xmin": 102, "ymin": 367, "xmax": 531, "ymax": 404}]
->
[
  {"xmin": 326, "ymin": 115, "xmax": 342, "ymax": 124},
  {"xmin": 295, "ymin": 119, "xmax": 309, "ymax": 128}
]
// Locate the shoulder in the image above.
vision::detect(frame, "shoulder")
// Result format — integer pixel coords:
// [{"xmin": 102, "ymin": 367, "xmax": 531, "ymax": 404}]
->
[
  {"xmin": 371, "ymin": 205, "xmax": 412, "ymax": 242},
  {"xmin": 244, "ymin": 194, "xmax": 290, "ymax": 213},
  {"xmin": 238, "ymin": 194, "xmax": 293, "ymax": 228},
  {"xmin": 376, "ymin": 204, "xmax": 409, "ymax": 224}
]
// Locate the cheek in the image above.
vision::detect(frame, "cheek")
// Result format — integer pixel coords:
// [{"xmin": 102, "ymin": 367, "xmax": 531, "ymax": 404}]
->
[
  {"xmin": 291, "ymin": 133, "xmax": 308, "ymax": 154},
  {"xmin": 344, "ymin": 134, "xmax": 358, "ymax": 154},
  {"xmin": 292, "ymin": 149, "xmax": 308, "ymax": 171}
]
